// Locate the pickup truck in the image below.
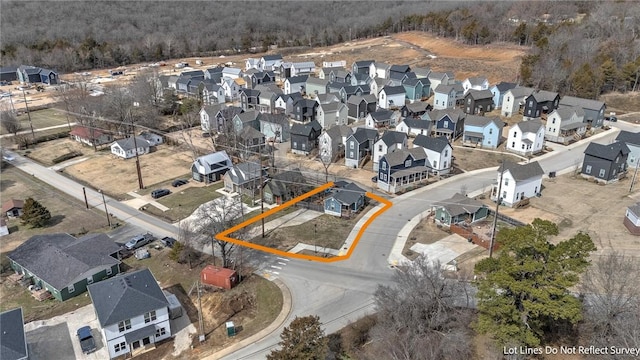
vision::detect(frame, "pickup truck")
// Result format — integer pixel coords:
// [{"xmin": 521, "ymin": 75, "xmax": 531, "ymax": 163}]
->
[
  {"xmin": 124, "ymin": 232, "xmax": 155, "ymax": 250},
  {"xmin": 77, "ymin": 326, "xmax": 97, "ymax": 354}
]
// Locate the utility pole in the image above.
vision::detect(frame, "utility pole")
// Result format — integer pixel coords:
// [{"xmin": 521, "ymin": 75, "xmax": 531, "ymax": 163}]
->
[
  {"xmin": 99, "ymin": 190, "xmax": 112, "ymax": 228},
  {"xmin": 82, "ymin": 187, "xmax": 89, "ymax": 209},
  {"xmin": 129, "ymin": 110, "xmax": 144, "ymax": 189},
  {"xmin": 489, "ymin": 163, "xmax": 504, "ymax": 258},
  {"xmin": 197, "ymin": 281, "xmax": 205, "ymax": 343},
  {"xmin": 630, "ymin": 159, "xmax": 639, "ymax": 193},
  {"xmin": 260, "ymin": 166, "xmax": 266, "ymax": 238},
  {"xmin": 22, "ymin": 89, "xmax": 35, "ymax": 140}
]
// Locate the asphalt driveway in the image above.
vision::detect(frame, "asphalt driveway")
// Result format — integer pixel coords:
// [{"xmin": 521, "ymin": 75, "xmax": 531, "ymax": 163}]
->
[{"xmin": 26, "ymin": 322, "xmax": 75, "ymax": 360}]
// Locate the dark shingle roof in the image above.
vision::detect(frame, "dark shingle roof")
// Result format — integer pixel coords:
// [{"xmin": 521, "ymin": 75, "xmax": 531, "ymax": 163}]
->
[
  {"xmin": 88, "ymin": 268, "xmax": 168, "ymax": 327},
  {"xmin": 268, "ymin": 169, "xmax": 305, "ymax": 197},
  {"xmin": 436, "ymin": 193, "xmax": 485, "ymax": 217},
  {"xmin": 384, "ymin": 148, "xmax": 427, "ymax": 166},
  {"xmin": 352, "ymin": 127, "xmax": 379, "ymax": 144},
  {"xmin": 401, "ymin": 118, "xmax": 431, "ymax": 129},
  {"xmin": 530, "ymin": 90, "xmax": 559, "ymax": 103},
  {"xmin": 413, "ymin": 135, "xmax": 451, "ymax": 153},
  {"xmin": 369, "ymin": 109, "xmax": 394, "ymax": 121},
  {"xmin": 498, "ymin": 161, "xmax": 544, "ymax": 181},
  {"xmin": 380, "ymin": 130, "xmax": 407, "ymax": 146},
  {"xmin": 508, "ymin": 86, "xmax": 535, "ymax": 98},
  {"xmin": 559, "ymin": 95, "xmax": 605, "ymax": 111},
  {"xmin": 354, "ymin": 60, "xmax": 375, "ymax": 67},
  {"xmin": 465, "ymin": 76, "xmax": 488, "ymax": 87},
  {"xmin": 262, "ymin": 54, "xmax": 283, "ymax": 61},
  {"xmin": 226, "ymin": 162, "xmax": 264, "ymax": 184},
  {"xmin": 404, "ymin": 102, "xmax": 430, "ymax": 113},
  {"xmin": 465, "ymin": 115, "xmax": 503, "ymax": 129},
  {"xmin": 466, "ymin": 89, "xmax": 494, "ymax": 100},
  {"xmin": 236, "ymin": 110, "xmax": 259, "ymax": 123},
  {"xmin": 493, "ymin": 82, "xmax": 517, "ymax": 92},
  {"xmin": 381, "ymin": 85, "xmax": 405, "ymax": 96},
  {"xmin": 514, "ymin": 119, "xmax": 544, "ymax": 134},
  {"xmin": 239, "ymin": 126, "xmax": 264, "ymax": 141},
  {"xmin": 286, "ymin": 75, "xmax": 309, "ymax": 84},
  {"xmin": 583, "ymin": 141, "xmax": 630, "ymax": 161},
  {"xmin": 326, "ymin": 124, "xmax": 353, "ymax": 141},
  {"xmin": 615, "ymin": 130, "xmax": 640, "ymax": 146},
  {"xmin": 329, "ymin": 182, "xmax": 366, "ymax": 206},
  {"xmin": 290, "ymin": 120, "xmax": 322, "ymax": 136},
  {"xmin": 0, "ymin": 307, "xmax": 27, "ymax": 360},
  {"xmin": 259, "ymin": 113, "xmax": 289, "ymax": 126}
]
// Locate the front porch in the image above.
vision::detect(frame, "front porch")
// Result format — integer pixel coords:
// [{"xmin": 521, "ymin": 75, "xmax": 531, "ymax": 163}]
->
[{"xmin": 378, "ymin": 168, "xmax": 430, "ymax": 194}]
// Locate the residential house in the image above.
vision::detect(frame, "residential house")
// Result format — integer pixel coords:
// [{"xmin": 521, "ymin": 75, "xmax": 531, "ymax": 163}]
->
[
  {"xmin": 412, "ymin": 67, "xmax": 431, "ymax": 79},
  {"xmin": 0, "ymin": 218, "xmax": 8, "ymax": 237},
  {"xmin": 291, "ymin": 62, "xmax": 316, "ymax": 77},
  {"xmin": 462, "ymin": 115, "xmax": 504, "ymax": 148},
  {"xmin": 432, "ymin": 84, "xmax": 457, "ymax": 110},
  {"xmin": 462, "ymin": 76, "xmax": 489, "ymax": 93},
  {"xmin": 396, "ymin": 118, "xmax": 432, "ymax": 137},
  {"xmin": 17, "ymin": 65, "xmax": 59, "ymax": 85},
  {"xmin": 559, "ymin": 95, "xmax": 606, "ymax": 128},
  {"xmin": 175, "ymin": 76, "xmax": 192, "ymax": 94},
  {"xmin": 324, "ymin": 182, "xmax": 367, "ymax": 217},
  {"xmin": 259, "ymin": 54, "xmax": 284, "ymax": 71},
  {"xmin": 581, "ymin": 142, "xmax": 629, "ymax": 183},
  {"xmin": 244, "ymin": 70, "xmax": 275, "ymax": 89},
  {"xmin": 201, "ymin": 82, "xmax": 225, "ymax": 104},
  {"xmin": 373, "ymin": 131, "xmax": 408, "ymax": 171},
  {"xmin": 427, "ymin": 71, "xmax": 455, "ymax": 93},
  {"xmin": 290, "ymin": 120, "xmax": 322, "ymax": 155},
  {"xmin": 240, "ymin": 88, "xmax": 260, "ymax": 111},
  {"xmin": 501, "ymin": 86, "xmax": 535, "ymax": 117},
  {"xmin": 491, "ymin": 161, "xmax": 544, "ymax": 208},
  {"xmin": 192, "ymin": 151, "xmax": 233, "ymax": 183},
  {"xmin": 200, "ymin": 104, "xmax": 243, "ymax": 133},
  {"xmin": 624, "ymin": 203, "xmax": 640, "ymax": 235},
  {"xmin": 315, "ymin": 93, "xmax": 341, "ymax": 105},
  {"xmin": 389, "ymin": 64, "xmax": 411, "ymax": 78},
  {"xmin": 319, "ymin": 125, "xmax": 353, "ymax": 162},
  {"xmin": 204, "ymin": 66, "xmax": 224, "ymax": 81},
  {"xmin": 232, "ymin": 110, "xmax": 260, "ymax": 133},
  {"xmin": 263, "ymin": 169, "xmax": 308, "ymax": 205},
  {"xmin": 223, "ymin": 162, "xmax": 267, "ymax": 197},
  {"xmin": 330, "ymin": 69, "xmax": 351, "ymax": 83},
  {"xmin": 292, "ymin": 98, "xmax": 319, "ymax": 123},
  {"xmin": 318, "ymin": 67, "xmax": 341, "ymax": 80},
  {"xmin": 615, "ymin": 130, "xmax": 640, "ymax": 168},
  {"xmin": 245, "ymin": 58, "xmax": 260, "ymax": 71},
  {"xmin": 434, "ymin": 193, "xmax": 489, "ymax": 227},
  {"xmin": 255, "ymin": 88, "xmax": 276, "ymax": 114},
  {"xmin": 284, "ymin": 75, "xmax": 309, "ymax": 94},
  {"xmin": 139, "ymin": 131, "xmax": 163, "ymax": 146},
  {"xmin": 370, "ymin": 62, "xmax": 391, "ymax": 79},
  {"xmin": 463, "ymin": 89, "xmax": 494, "ymax": 115},
  {"xmin": 377, "ymin": 148, "xmax": 430, "ymax": 193},
  {"xmin": 278, "ymin": 62, "xmax": 293, "ymax": 80},
  {"xmin": 110, "ymin": 136, "xmax": 151, "ymax": 159},
  {"xmin": 238, "ymin": 126, "xmax": 266, "ymax": 155},
  {"xmin": 347, "ymin": 94, "xmax": 377, "ymax": 120},
  {"xmin": 316, "ymin": 101, "xmax": 348, "ymax": 129},
  {"xmin": 221, "ymin": 67, "xmax": 243, "ymax": 79},
  {"xmin": 273, "ymin": 92, "xmax": 303, "ymax": 116},
  {"xmin": 0, "ymin": 66, "xmax": 18, "ymax": 82},
  {"xmin": 413, "ymin": 135, "xmax": 453, "ymax": 175},
  {"xmin": 545, "ymin": 106, "xmax": 587, "ymax": 144},
  {"xmin": 365, "ymin": 109, "xmax": 398, "ymax": 129},
  {"xmin": 506, "ymin": 120, "xmax": 545, "ymax": 156},
  {"xmin": 351, "ymin": 73, "xmax": 372, "ymax": 88},
  {"xmin": 378, "ymin": 86, "xmax": 406, "ymax": 109},
  {"xmin": 69, "ymin": 126, "xmax": 113, "ymax": 147},
  {"xmin": 306, "ymin": 77, "xmax": 329, "ymax": 97},
  {"xmin": 369, "ymin": 77, "xmax": 389, "ymax": 96},
  {"xmin": 402, "ymin": 78, "xmax": 428, "ymax": 103},
  {"xmin": 2, "ymin": 199, "xmax": 23, "ymax": 218},
  {"xmin": 0, "ymin": 308, "xmax": 28, "ymax": 360},
  {"xmin": 8, "ymin": 233, "xmax": 121, "ymax": 301},
  {"xmin": 87, "ymin": 269, "xmax": 171, "ymax": 359},
  {"xmin": 523, "ymin": 90, "xmax": 560, "ymax": 120},
  {"xmin": 431, "ymin": 109, "xmax": 465, "ymax": 141},
  {"xmin": 352, "ymin": 60, "xmax": 375, "ymax": 75},
  {"xmin": 221, "ymin": 77, "xmax": 241, "ymax": 101},
  {"xmin": 490, "ymin": 82, "xmax": 517, "ymax": 109},
  {"xmin": 345, "ymin": 127, "xmax": 379, "ymax": 168},
  {"xmin": 401, "ymin": 101, "xmax": 431, "ymax": 119},
  {"xmin": 259, "ymin": 113, "xmax": 291, "ymax": 142}
]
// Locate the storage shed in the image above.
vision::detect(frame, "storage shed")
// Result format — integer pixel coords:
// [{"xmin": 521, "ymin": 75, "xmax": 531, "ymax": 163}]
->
[
  {"xmin": 163, "ymin": 290, "xmax": 183, "ymax": 319},
  {"xmin": 200, "ymin": 265, "xmax": 238, "ymax": 290}
]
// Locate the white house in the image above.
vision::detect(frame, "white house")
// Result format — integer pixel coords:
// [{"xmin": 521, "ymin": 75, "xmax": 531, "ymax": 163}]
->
[
  {"xmin": 427, "ymin": 71, "xmax": 455, "ymax": 93},
  {"xmin": 110, "ymin": 137, "xmax": 151, "ymax": 159},
  {"xmin": 88, "ymin": 269, "xmax": 172, "ymax": 360},
  {"xmin": 506, "ymin": 120, "xmax": 545, "ymax": 156},
  {"xmin": 545, "ymin": 106, "xmax": 587, "ymax": 144},
  {"xmin": 316, "ymin": 101, "xmax": 348, "ymax": 129},
  {"xmin": 221, "ymin": 77, "xmax": 240, "ymax": 101},
  {"xmin": 365, "ymin": 109, "xmax": 399, "ymax": 129},
  {"xmin": 319, "ymin": 124, "xmax": 353, "ymax": 162},
  {"xmin": 373, "ymin": 131, "xmax": 408, "ymax": 171},
  {"xmin": 369, "ymin": 62, "xmax": 391, "ymax": 79},
  {"xmin": 221, "ymin": 67, "xmax": 242, "ymax": 79},
  {"xmin": 396, "ymin": 118, "xmax": 432, "ymax": 137},
  {"xmin": 501, "ymin": 86, "xmax": 535, "ymax": 117},
  {"xmin": 624, "ymin": 202, "xmax": 640, "ymax": 235},
  {"xmin": 290, "ymin": 62, "xmax": 316, "ymax": 77},
  {"xmin": 259, "ymin": 54, "xmax": 283, "ymax": 71},
  {"xmin": 432, "ymin": 84, "xmax": 457, "ymax": 110},
  {"xmin": 491, "ymin": 161, "xmax": 544, "ymax": 207},
  {"xmin": 462, "ymin": 76, "xmax": 489, "ymax": 93},
  {"xmin": 202, "ymin": 84, "xmax": 225, "ymax": 105},
  {"xmin": 284, "ymin": 75, "xmax": 308, "ymax": 95},
  {"xmin": 412, "ymin": 135, "xmax": 453, "ymax": 175},
  {"xmin": 615, "ymin": 130, "xmax": 640, "ymax": 169},
  {"xmin": 378, "ymin": 86, "xmax": 406, "ymax": 109},
  {"xmin": 245, "ymin": 58, "xmax": 259, "ymax": 71}
]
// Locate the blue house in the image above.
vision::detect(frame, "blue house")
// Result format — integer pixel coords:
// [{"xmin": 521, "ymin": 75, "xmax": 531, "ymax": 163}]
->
[
  {"xmin": 402, "ymin": 78, "xmax": 427, "ymax": 103},
  {"xmin": 490, "ymin": 82, "xmax": 517, "ymax": 109},
  {"xmin": 462, "ymin": 115, "xmax": 504, "ymax": 149},
  {"xmin": 324, "ymin": 182, "xmax": 367, "ymax": 217},
  {"xmin": 377, "ymin": 148, "xmax": 430, "ymax": 194},
  {"xmin": 430, "ymin": 109, "xmax": 466, "ymax": 141}
]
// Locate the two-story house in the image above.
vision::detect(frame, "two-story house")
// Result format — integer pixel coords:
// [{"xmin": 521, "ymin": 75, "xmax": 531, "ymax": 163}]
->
[
  {"xmin": 290, "ymin": 120, "xmax": 322, "ymax": 155},
  {"xmin": 463, "ymin": 89, "xmax": 494, "ymax": 115},
  {"xmin": 369, "ymin": 62, "xmax": 391, "ymax": 79},
  {"xmin": 615, "ymin": 130, "xmax": 640, "ymax": 168},
  {"xmin": 306, "ymin": 77, "xmax": 329, "ymax": 97},
  {"xmin": 401, "ymin": 102, "xmax": 431, "ymax": 119},
  {"xmin": 501, "ymin": 86, "xmax": 535, "ymax": 117},
  {"xmin": 284, "ymin": 75, "xmax": 309, "ymax": 94},
  {"xmin": 292, "ymin": 98, "xmax": 319, "ymax": 123},
  {"xmin": 427, "ymin": 71, "xmax": 455, "ymax": 93},
  {"xmin": 559, "ymin": 95, "xmax": 606, "ymax": 128},
  {"xmin": 491, "ymin": 161, "xmax": 544, "ymax": 207},
  {"xmin": 378, "ymin": 86, "xmax": 406, "ymax": 109},
  {"xmin": 462, "ymin": 76, "xmax": 489, "ymax": 93},
  {"xmin": 319, "ymin": 125, "xmax": 353, "ymax": 162},
  {"xmin": 345, "ymin": 127, "xmax": 379, "ymax": 168},
  {"xmin": 192, "ymin": 151, "xmax": 233, "ymax": 183},
  {"xmin": 462, "ymin": 115, "xmax": 503, "ymax": 149},
  {"xmin": 365, "ymin": 109, "xmax": 398, "ymax": 129},
  {"xmin": 490, "ymin": 82, "xmax": 517, "ymax": 109},
  {"xmin": 523, "ymin": 90, "xmax": 560, "ymax": 120},
  {"xmin": 396, "ymin": 118, "xmax": 432, "ymax": 137},
  {"xmin": 347, "ymin": 94, "xmax": 377, "ymax": 120},
  {"xmin": 581, "ymin": 141, "xmax": 630, "ymax": 184},
  {"xmin": 432, "ymin": 84, "xmax": 457, "ymax": 110},
  {"xmin": 200, "ymin": 105, "xmax": 244, "ymax": 134},
  {"xmin": 88, "ymin": 269, "xmax": 171, "ymax": 359},
  {"xmin": 232, "ymin": 110, "xmax": 260, "ymax": 134},
  {"xmin": 545, "ymin": 106, "xmax": 587, "ymax": 144},
  {"xmin": 316, "ymin": 101, "xmax": 348, "ymax": 129},
  {"xmin": 377, "ymin": 148, "xmax": 430, "ymax": 194},
  {"xmin": 259, "ymin": 54, "xmax": 283, "ymax": 71},
  {"xmin": 372, "ymin": 131, "xmax": 408, "ymax": 171},
  {"xmin": 259, "ymin": 113, "xmax": 291, "ymax": 142},
  {"xmin": 352, "ymin": 60, "xmax": 375, "ymax": 75},
  {"xmin": 413, "ymin": 135, "xmax": 453, "ymax": 175},
  {"xmin": 240, "ymin": 88, "xmax": 260, "ymax": 111},
  {"xmin": 431, "ymin": 109, "xmax": 465, "ymax": 141},
  {"xmin": 273, "ymin": 93, "xmax": 303, "ymax": 116},
  {"xmin": 506, "ymin": 120, "xmax": 545, "ymax": 156}
]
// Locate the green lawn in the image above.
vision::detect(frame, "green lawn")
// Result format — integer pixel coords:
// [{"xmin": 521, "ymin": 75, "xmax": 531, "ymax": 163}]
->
[
  {"xmin": 135, "ymin": 173, "xmax": 194, "ymax": 196},
  {"xmin": 2, "ymin": 108, "xmax": 71, "ymax": 135},
  {"xmin": 143, "ymin": 183, "xmax": 224, "ymax": 222}
]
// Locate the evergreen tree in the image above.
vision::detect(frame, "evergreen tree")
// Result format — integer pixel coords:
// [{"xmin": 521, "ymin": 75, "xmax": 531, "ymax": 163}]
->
[
  {"xmin": 474, "ymin": 218, "xmax": 596, "ymax": 347},
  {"xmin": 267, "ymin": 315, "xmax": 328, "ymax": 360},
  {"xmin": 20, "ymin": 197, "xmax": 51, "ymax": 228}
]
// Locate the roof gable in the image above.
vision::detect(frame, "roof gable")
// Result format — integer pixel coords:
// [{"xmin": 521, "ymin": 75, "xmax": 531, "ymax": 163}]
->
[
  {"xmin": 514, "ymin": 120, "xmax": 543, "ymax": 134},
  {"xmin": 559, "ymin": 95, "xmax": 605, "ymax": 111},
  {"xmin": 584, "ymin": 141, "xmax": 630, "ymax": 161},
  {"xmin": 413, "ymin": 135, "xmax": 451, "ymax": 153},
  {"xmin": 499, "ymin": 161, "xmax": 544, "ymax": 181},
  {"xmin": 379, "ymin": 130, "xmax": 407, "ymax": 146},
  {"xmin": 0, "ymin": 308, "xmax": 27, "ymax": 360},
  {"xmin": 615, "ymin": 130, "xmax": 640, "ymax": 146}
]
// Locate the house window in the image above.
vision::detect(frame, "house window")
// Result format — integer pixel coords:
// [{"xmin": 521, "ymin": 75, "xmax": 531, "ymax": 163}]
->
[
  {"xmin": 349, "ymin": 151, "xmax": 354, "ymax": 158},
  {"xmin": 444, "ymin": 149, "xmax": 448, "ymax": 157},
  {"xmin": 521, "ymin": 144, "xmax": 525, "ymax": 149},
  {"xmin": 436, "ymin": 100, "xmax": 439, "ymax": 105},
  {"xmin": 378, "ymin": 145, "xmax": 383, "ymax": 151},
  {"xmin": 552, "ymin": 118, "xmax": 556, "ymax": 124},
  {"xmin": 350, "ymin": 142, "xmax": 354, "ymax": 150},
  {"xmin": 513, "ymin": 132, "xmax": 517, "ymax": 137},
  {"xmin": 382, "ymin": 162, "xmax": 387, "ymax": 170},
  {"xmin": 599, "ymin": 169, "xmax": 606, "ymax": 178},
  {"xmin": 405, "ymin": 159, "xmax": 412, "ymax": 167},
  {"xmin": 489, "ymin": 128, "xmax": 493, "ymax": 135},
  {"xmin": 444, "ymin": 120, "xmax": 449, "ymax": 128},
  {"xmin": 511, "ymin": 142, "xmax": 515, "ymax": 148},
  {"xmin": 106, "ymin": 267, "xmax": 113, "ymax": 275},
  {"xmin": 114, "ymin": 342, "xmax": 126, "ymax": 353},
  {"xmin": 118, "ymin": 319, "xmax": 132, "ymax": 333},
  {"xmin": 302, "ymin": 143, "xmax": 306, "ymax": 149},
  {"xmin": 502, "ymin": 190, "xmax": 507, "ymax": 199},
  {"xmin": 504, "ymin": 178, "xmax": 509, "ymax": 186},
  {"xmin": 87, "ymin": 276, "xmax": 93, "ymax": 285},
  {"xmin": 528, "ymin": 100, "xmax": 533, "ymax": 106},
  {"xmin": 144, "ymin": 311, "xmax": 157, "ymax": 323},
  {"xmin": 293, "ymin": 141, "xmax": 297, "ymax": 148},
  {"xmin": 467, "ymin": 98, "xmax": 471, "ymax": 104},
  {"xmin": 156, "ymin": 328, "xmax": 167, "ymax": 338},
  {"xmin": 433, "ymin": 160, "xmax": 438, "ymax": 168},
  {"xmin": 68, "ymin": 284, "xmax": 75, "ymax": 293}
]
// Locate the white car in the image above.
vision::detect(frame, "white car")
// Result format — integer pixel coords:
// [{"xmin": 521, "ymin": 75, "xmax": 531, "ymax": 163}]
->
[{"xmin": 2, "ymin": 154, "xmax": 15, "ymax": 161}]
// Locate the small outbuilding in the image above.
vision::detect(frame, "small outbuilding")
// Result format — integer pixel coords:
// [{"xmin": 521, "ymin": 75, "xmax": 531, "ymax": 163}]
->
[
  {"xmin": 2, "ymin": 199, "xmax": 24, "ymax": 218},
  {"xmin": 200, "ymin": 265, "xmax": 238, "ymax": 290},
  {"xmin": 624, "ymin": 203, "xmax": 640, "ymax": 236}
]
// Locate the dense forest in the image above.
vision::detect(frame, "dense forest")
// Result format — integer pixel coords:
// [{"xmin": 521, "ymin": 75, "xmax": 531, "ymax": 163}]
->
[{"xmin": 1, "ymin": 1, "xmax": 639, "ymax": 98}]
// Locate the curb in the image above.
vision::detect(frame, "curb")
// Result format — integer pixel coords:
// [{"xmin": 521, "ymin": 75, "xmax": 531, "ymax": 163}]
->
[{"xmin": 204, "ymin": 278, "xmax": 292, "ymax": 359}]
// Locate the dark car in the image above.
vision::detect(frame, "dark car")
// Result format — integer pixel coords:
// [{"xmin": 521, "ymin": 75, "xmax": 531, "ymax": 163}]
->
[
  {"xmin": 371, "ymin": 176, "xmax": 378, "ymax": 183},
  {"xmin": 172, "ymin": 179, "xmax": 188, "ymax": 187},
  {"xmin": 151, "ymin": 189, "xmax": 170, "ymax": 199},
  {"xmin": 77, "ymin": 326, "xmax": 96, "ymax": 354},
  {"xmin": 161, "ymin": 236, "xmax": 177, "ymax": 248}
]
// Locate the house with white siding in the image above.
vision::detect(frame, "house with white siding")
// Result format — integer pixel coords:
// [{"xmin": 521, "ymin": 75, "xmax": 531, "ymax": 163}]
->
[
  {"xmin": 506, "ymin": 120, "xmax": 545, "ymax": 156},
  {"xmin": 501, "ymin": 86, "xmax": 535, "ymax": 117},
  {"xmin": 545, "ymin": 106, "xmax": 587, "ymax": 144},
  {"xmin": 413, "ymin": 135, "xmax": 453, "ymax": 175},
  {"xmin": 378, "ymin": 85, "xmax": 406, "ymax": 109},
  {"xmin": 372, "ymin": 131, "xmax": 408, "ymax": 172},
  {"xmin": 491, "ymin": 161, "xmax": 544, "ymax": 208},
  {"xmin": 290, "ymin": 62, "xmax": 316, "ymax": 77},
  {"xmin": 462, "ymin": 76, "xmax": 489, "ymax": 93}
]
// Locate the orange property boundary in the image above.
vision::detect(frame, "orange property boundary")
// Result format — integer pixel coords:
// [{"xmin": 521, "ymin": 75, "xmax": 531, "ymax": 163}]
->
[{"xmin": 215, "ymin": 181, "xmax": 392, "ymax": 263}]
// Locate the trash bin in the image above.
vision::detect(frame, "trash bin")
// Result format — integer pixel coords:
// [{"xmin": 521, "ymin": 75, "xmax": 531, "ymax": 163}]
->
[
  {"xmin": 549, "ymin": 171, "xmax": 556, "ymax": 178},
  {"xmin": 226, "ymin": 321, "xmax": 236, "ymax": 337}
]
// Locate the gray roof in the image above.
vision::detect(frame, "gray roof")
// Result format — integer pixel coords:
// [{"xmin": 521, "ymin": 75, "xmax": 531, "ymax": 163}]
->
[
  {"xmin": 436, "ymin": 193, "xmax": 485, "ymax": 217},
  {"xmin": 390, "ymin": 64, "xmax": 410, "ymax": 73},
  {"xmin": 194, "ymin": 151, "xmax": 232, "ymax": 174},
  {"xmin": 464, "ymin": 115, "xmax": 503, "ymax": 129},
  {"xmin": 351, "ymin": 127, "xmax": 379, "ymax": 144},
  {"xmin": 329, "ymin": 182, "xmax": 366, "ymax": 206},
  {"xmin": 434, "ymin": 84, "xmax": 456, "ymax": 94},
  {"xmin": 0, "ymin": 308, "xmax": 27, "ymax": 360},
  {"xmin": 413, "ymin": 135, "xmax": 451, "ymax": 153},
  {"xmin": 88, "ymin": 268, "xmax": 168, "ymax": 327},
  {"xmin": 326, "ymin": 124, "xmax": 353, "ymax": 141},
  {"xmin": 493, "ymin": 82, "xmax": 517, "ymax": 92},
  {"xmin": 262, "ymin": 54, "xmax": 283, "ymax": 61},
  {"xmin": 584, "ymin": 141, "xmax": 630, "ymax": 161},
  {"xmin": 267, "ymin": 169, "xmax": 306, "ymax": 197},
  {"xmin": 347, "ymin": 94, "xmax": 377, "ymax": 105},
  {"xmin": 412, "ymin": 67, "xmax": 431, "ymax": 78},
  {"xmin": 8, "ymin": 233, "xmax": 120, "ymax": 290},
  {"xmin": 239, "ymin": 126, "xmax": 264, "ymax": 141},
  {"xmin": 113, "ymin": 136, "xmax": 150, "ymax": 151},
  {"xmin": 628, "ymin": 203, "xmax": 640, "ymax": 218},
  {"xmin": 559, "ymin": 95, "xmax": 605, "ymax": 111},
  {"xmin": 354, "ymin": 60, "xmax": 375, "ymax": 67},
  {"xmin": 498, "ymin": 161, "xmax": 544, "ymax": 181},
  {"xmin": 466, "ymin": 89, "xmax": 494, "ymax": 100},
  {"xmin": 615, "ymin": 130, "xmax": 640, "ymax": 146},
  {"xmin": 307, "ymin": 77, "xmax": 329, "ymax": 86},
  {"xmin": 286, "ymin": 75, "xmax": 309, "ymax": 84},
  {"xmin": 227, "ymin": 162, "xmax": 264, "ymax": 185},
  {"xmin": 401, "ymin": 118, "xmax": 431, "ymax": 130},
  {"xmin": 290, "ymin": 120, "xmax": 322, "ymax": 136},
  {"xmin": 259, "ymin": 113, "xmax": 289, "ymax": 126},
  {"xmin": 384, "ymin": 147, "xmax": 427, "ymax": 166},
  {"xmin": 319, "ymin": 101, "xmax": 344, "ymax": 113},
  {"xmin": 293, "ymin": 61, "xmax": 316, "ymax": 68},
  {"xmin": 380, "ymin": 130, "xmax": 407, "ymax": 146},
  {"xmin": 514, "ymin": 119, "xmax": 544, "ymax": 134},
  {"xmin": 381, "ymin": 85, "xmax": 406, "ymax": 95},
  {"xmin": 236, "ymin": 110, "xmax": 259, "ymax": 123},
  {"xmin": 465, "ymin": 76, "xmax": 488, "ymax": 86},
  {"xmin": 404, "ymin": 101, "xmax": 430, "ymax": 113},
  {"xmin": 553, "ymin": 105, "xmax": 585, "ymax": 120},
  {"xmin": 369, "ymin": 109, "xmax": 394, "ymax": 121},
  {"xmin": 507, "ymin": 86, "xmax": 535, "ymax": 98},
  {"xmin": 529, "ymin": 90, "xmax": 558, "ymax": 103},
  {"xmin": 241, "ymin": 88, "xmax": 260, "ymax": 97},
  {"xmin": 315, "ymin": 93, "xmax": 340, "ymax": 104}
]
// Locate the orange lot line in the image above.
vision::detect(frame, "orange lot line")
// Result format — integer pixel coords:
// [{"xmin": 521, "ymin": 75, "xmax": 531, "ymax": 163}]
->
[{"xmin": 215, "ymin": 181, "xmax": 392, "ymax": 263}]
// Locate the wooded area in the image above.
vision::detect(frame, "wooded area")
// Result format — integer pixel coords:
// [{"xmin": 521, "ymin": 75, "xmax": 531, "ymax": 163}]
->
[{"xmin": 2, "ymin": 1, "xmax": 638, "ymax": 99}]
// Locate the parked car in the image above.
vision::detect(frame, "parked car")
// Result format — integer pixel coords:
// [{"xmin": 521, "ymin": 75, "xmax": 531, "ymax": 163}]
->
[
  {"xmin": 371, "ymin": 176, "xmax": 378, "ymax": 183},
  {"xmin": 161, "ymin": 237, "xmax": 177, "ymax": 248},
  {"xmin": 2, "ymin": 153, "xmax": 15, "ymax": 161},
  {"xmin": 151, "ymin": 189, "xmax": 170, "ymax": 199},
  {"xmin": 124, "ymin": 232, "xmax": 155, "ymax": 250},
  {"xmin": 606, "ymin": 116, "xmax": 617, "ymax": 122},
  {"xmin": 76, "ymin": 326, "xmax": 96, "ymax": 354},
  {"xmin": 172, "ymin": 179, "xmax": 188, "ymax": 187}
]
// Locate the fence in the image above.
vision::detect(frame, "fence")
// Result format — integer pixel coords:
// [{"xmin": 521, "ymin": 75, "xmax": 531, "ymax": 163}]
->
[
  {"xmin": 294, "ymin": 200, "xmax": 324, "ymax": 212},
  {"xmin": 487, "ymin": 210, "xmax": 527, "ymax": 227},
  {"xmin": 450, "ymin": 224, "xmax": 498, "ymax": 251}
]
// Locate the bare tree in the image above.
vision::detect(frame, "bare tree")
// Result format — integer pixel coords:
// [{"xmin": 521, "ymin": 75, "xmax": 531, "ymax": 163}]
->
[
  {"xmin": 176, "ymin": 218, "xmax": 200, "ymax": 269},
  {"xmin": 195, "ymin": 196, "xmax": 247, "ymax": 268},
  {"xmin": 1, "ymin": 111, "xmax": 22, "ymax": 135}
]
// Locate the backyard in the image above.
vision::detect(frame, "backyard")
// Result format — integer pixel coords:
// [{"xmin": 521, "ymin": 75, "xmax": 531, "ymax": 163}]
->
[
  {"xmin": 142, "ymin": 183, "xmax": 224, "ymax": 223},
  {"xmin": 1, "ymin": 108, "xmax": 71, "ymax": 135}
]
